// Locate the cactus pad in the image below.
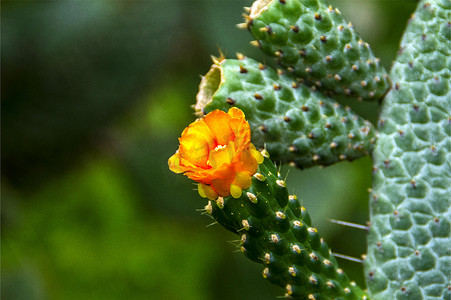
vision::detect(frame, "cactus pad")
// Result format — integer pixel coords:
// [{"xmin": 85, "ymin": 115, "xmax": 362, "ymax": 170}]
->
[
  {"xmin": 243, "ymin": 0, "xmax": 390, "ymax": 101},
  {"xmin": 204, "ymin": 154, "xmax": 368, "ymax": 299},
  {"xmin": 365, "ymin": 0, "xmax": 451, "ymax": 298},
  {"xmin": 195, "ymin": 56, "xmax": 376, "ymax": 168}
]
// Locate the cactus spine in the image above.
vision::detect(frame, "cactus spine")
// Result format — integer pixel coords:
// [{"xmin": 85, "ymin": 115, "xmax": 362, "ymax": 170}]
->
[
  {"xmin": 196, "ymin": 56, "xmax": 376, "ymax": 169},
  {"xmin": 365, "ymin": 0, "xmax": 451, "ymax": 299}
]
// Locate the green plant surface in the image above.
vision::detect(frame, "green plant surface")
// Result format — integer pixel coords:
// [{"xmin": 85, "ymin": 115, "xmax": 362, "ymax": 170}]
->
[
  {"xmin": 204, "ymin": 154, "xmax": 368, "ymax": 299},
  {"xmin": 196, "ymin": 56, "xmax": 376, "ymax": 169},
  {"xmin": 243, "ymin": 0, "xmax": 390, "ymax": 101},
  {"xmin": 365, "ymin": 0, "xmax": 451, "ymax": 299}
]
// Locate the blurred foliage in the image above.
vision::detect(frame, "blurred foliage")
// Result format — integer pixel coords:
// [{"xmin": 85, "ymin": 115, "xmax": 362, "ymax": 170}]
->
[{"xmin": 2, "ymin": 1, "xmax": 417, "ymax": 299}]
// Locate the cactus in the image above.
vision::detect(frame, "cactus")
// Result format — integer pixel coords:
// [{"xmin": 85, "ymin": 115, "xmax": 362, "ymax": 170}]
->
[
  {"xmin": 196, "ymin": 56, "xmax": 376, "ymax": 168},
  {"xmin": 169, "ymin": 0, "xmax": 450, "ymax": 298},
  {"xmin": 206, "ymin": 154, "xmax": 368, "ymax": 299},
  {"xmin": 169, "ymin": 106, "xmax": 367, "ymax": 299},
  {"xmin": 241, "ymin": 0, "xmax": 390, "ymax": 101},
  {"xmin": 365, "ymin": 0, "xmax": 451, "ymax": 299}
]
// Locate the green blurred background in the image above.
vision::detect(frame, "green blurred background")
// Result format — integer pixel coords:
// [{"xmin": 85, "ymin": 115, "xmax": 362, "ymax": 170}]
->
[{"xmin": 2, "ymin": 1, "xmax": 417, "ymax": 299}]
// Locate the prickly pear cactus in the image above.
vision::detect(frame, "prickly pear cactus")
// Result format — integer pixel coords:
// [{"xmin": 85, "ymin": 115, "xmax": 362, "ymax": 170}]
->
[
  {"xmin": 170, "ymin": 0, "xmax": 451, "ymax": 299},
  {"xmin": 365, "ymin": 0, "xmax": 451, "ymax": 299},
  {"xmin": 196, "ymin": 56, "xmax": 376, "ymax": 168},
  {"xmin": 206, "ymin": 154, "xmax": 368, "ymax": 299},
  {"xmin": 169, "ymin": 106, "xmax": 369, "ymax": 299},
  {"xmin": 241, "ymin": 0, "xmax": 390, "ymax": 101}
]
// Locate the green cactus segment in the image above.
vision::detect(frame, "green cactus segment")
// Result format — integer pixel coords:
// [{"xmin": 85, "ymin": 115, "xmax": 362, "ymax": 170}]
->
[
  {"xmin": 243, "ymin": 0, "xmax": 390, "ymax": 101},
  {"xmin": 204, "ymin": 155, "xmax": 368, "ymax": 299},
  {"xmin": 195, "ymin": 56, "xmax": 376, "ymax": 168},
  {"xmin": 365, "ymin": 1, "xmax": 451, "ymax": 299}
]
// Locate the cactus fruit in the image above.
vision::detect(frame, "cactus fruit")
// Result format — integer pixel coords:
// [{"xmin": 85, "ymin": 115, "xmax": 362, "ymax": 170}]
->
[
  {"xmin": 207, "ymin": 154, "xmax": 369, "ymax": 299},
  {"xmin": 242, "ymin": 0, "xmax": 390, "ymax": 101},
  {"xmin": 365, "ymin": 0, "xmax": 451, "ymax": 299},
  {"xmin": 195, "ymin": 56, "xmax": 376, "ymax": 169}
]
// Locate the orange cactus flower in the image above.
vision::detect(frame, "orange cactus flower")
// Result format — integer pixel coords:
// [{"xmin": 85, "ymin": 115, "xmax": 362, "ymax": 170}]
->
[{"xmin": 168, "ymin": 107, "xmax": 264, "ymax": 200}]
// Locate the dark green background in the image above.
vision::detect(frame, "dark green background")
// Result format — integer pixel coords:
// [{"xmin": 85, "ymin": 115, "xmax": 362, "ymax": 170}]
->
[{"xmin": 2, "ymin": 1, "xmax": 417, "ymax": 299}]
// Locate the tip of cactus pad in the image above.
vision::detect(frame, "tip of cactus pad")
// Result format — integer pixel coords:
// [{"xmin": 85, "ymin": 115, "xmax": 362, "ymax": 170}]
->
[
  {"xmin": 249, "ymin": 0, "xmax": 272, "ymax": 19},
  {"xmin": 195, "ymin": 64, "xmax": 223, "ymax": 113}
]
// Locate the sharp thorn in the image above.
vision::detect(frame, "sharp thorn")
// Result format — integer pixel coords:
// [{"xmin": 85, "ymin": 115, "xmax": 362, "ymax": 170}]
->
[
  {"xmin": 206, "ymin": 222, "xmax": 218, "ymax": 228},
  {"xmin": 329, "ymin": 219, "xmax": 369, "ymax": 231},
  {"xmin": 332, "ymin": 252, "xmax": 364, "ymax": 264}
]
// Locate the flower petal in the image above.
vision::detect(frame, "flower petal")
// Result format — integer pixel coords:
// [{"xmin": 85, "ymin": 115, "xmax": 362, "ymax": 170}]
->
[
  {"xmin": 199, "ymin": 183, "xmax": 218, "ymax": 200},
  {"xmin": 204, "ymin": 110, "xmax": 234, "ymax": 146},
  {"xmin": 233, "ymin": 172, "xmax": 252, "ymax": 190},
  {"xmin": 168, "ymin": 152, "xmax": 185, "ymax": 173},
  {"xmin": 179, "ymin": 120, "xmax": 216, "ymax": 168},
  {"xmin": 208, "ymin": 141, "xmax": 236, "ymax": 168},
  {"xmin": 233, "ymin": 148, "xmax": 258, "ymax": 175}
]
